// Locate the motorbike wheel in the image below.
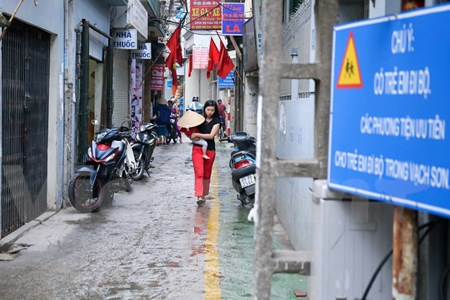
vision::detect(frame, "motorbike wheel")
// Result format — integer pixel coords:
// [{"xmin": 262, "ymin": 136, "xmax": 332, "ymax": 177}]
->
[
  {"xmin": 172, "ymin": 130, "xmax": 178, "ymax": 144},
  {"xmin": 68, "ymin": 173, "xmax": 104, "ymax": 213},
  {"xmin": 218, "ymin": 126, "xmax": 224, "ymax": 140},
  {"xmin": 122, "ymin": 170, "xmax": 133, "ymax": 192},
  {"xmin": 101, "ymin": 182, "xmax": 115, "ymax": 207},
  {"xmin": 130, "ymin": 150, "xmax": 145, "ymax": 181}
]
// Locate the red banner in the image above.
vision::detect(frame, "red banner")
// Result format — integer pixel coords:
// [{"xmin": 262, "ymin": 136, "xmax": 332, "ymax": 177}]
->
[
  {"xmin": 189, "ymin": 0, "xmax": 222, "ymax": 30},
  {"xmin": 150, "ymin": 64, "xmax": 165, "ymax": 91}
]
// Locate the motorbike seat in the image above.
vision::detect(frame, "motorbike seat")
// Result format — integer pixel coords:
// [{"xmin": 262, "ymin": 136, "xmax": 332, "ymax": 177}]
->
[{"xmin": 231, "ymin": 150, "xmax": 256, "ymax": 160}]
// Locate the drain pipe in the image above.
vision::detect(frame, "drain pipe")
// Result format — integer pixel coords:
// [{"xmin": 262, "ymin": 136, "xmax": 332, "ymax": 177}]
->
[
  {"xmin": 63, "ymin": 0, "xmax": 76, "ymax": 206},
  {"xmin": 78, "ymin": 19, "xmax": 89, "ymax": 163}
]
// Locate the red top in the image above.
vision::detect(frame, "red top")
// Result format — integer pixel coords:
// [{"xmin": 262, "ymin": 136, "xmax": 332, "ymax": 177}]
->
[
  {"xmin": 180, "ymin": 126, "xmax": 199, "ymax": 137},
  {"xmin": 217, "ymin": 103, "xmax": 226, "ymax": 118}
]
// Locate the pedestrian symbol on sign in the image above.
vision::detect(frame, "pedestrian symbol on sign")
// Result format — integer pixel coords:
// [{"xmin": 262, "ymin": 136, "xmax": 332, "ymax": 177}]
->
[
  {"xmin": 344, "ymin": 58, "xmax": 354, "ymax": 78},
  {"xmin": 337, "ymin": 31, "xmax": 363, "ymax": 88}
]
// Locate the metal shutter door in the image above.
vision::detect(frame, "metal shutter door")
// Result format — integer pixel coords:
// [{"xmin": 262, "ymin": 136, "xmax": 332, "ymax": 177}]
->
[{"xmin": 112, "ymin": 50, "xmax": 129, "ymax": 127}]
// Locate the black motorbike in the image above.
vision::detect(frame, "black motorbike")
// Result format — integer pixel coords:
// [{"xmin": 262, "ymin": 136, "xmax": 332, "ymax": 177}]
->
[
  {"xmin": 129, "ymin": 122, "xmax": 158, "ymax": 180},
  {"xmin": 221, "ymin": 132, "xmax": 257, "ymax": 206},
  {"xmin": 166, "ymin": 112, "xmax": 179, "ymax": 144},
  {"xmin": 68, "ymin": 121, "xmax": 134, "ymax": 213}
]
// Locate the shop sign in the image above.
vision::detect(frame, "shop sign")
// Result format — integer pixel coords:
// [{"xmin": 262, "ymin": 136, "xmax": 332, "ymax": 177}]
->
[
  {"xmin": 131, "ymin": 43, "xmax": 152, "ymax": 59},
  {"xmin": 127, "ymin": 0, "xmax": 148, "ymax": 39},
  {"xmin": 222, "ymin": 3, "xmax": 244, "ymax": 35},
  {"xmin": 189, "ymin": 0, "xmax": 222, "ymax": 30},
  {"xmin": 193, "ymin": 45, "xmax": 208, "ymax": 69},
  {"xmin": 113, "ymin": 29, "xmax": 137, "ymax": 49},
  {"xmin": 130, "ymin": 60, "xmax": 143, "ymax": 137},
  {"xmin": 150, "ymin": 64, "xmax": 165, "ymax": 91}
]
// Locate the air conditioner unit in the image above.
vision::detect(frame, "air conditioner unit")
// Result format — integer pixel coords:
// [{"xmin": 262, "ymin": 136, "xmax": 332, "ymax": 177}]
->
[{"xmin": 309, "ymin": 188, "xmax": 394, "ymax": 300}]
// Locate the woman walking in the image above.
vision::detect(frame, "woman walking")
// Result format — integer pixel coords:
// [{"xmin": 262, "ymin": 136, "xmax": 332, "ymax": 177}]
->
[
  {"xmin": 188, "ymin": 100, "xmax": 221, "ymax": 206},
  {"xmin": 155, "ymin": 98, "xmax": 171, "ymax": 145},
  {"xmin": 168, "ymin": 99, "xmax": 182, "ymax": 143}
]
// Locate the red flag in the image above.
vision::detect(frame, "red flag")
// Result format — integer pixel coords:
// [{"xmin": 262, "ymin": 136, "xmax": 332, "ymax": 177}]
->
[
  {"xmin": 206, "ymin": 38, "xmax": 220, "ymax": 79},
  {"xmin": 165, "ymin": 52, "xmax": 177, "ymax": 87},
  {"xmin": 177, "ymin": 45, "xmax": 183, "ymax": 65},
  {"xmin": 217, "ymin": 40, "xmax": 234, "ymax": 79},
  {"xmin": 166, "ymin": 26, "xmax": 182, "ymax": 65},
  {"xmin": 165, "ymin": 26, "xmax": 182, "ymax": 87},
  {"xmin": 188, "ymin": 55, "xmax": 193, "ymax": 77}
]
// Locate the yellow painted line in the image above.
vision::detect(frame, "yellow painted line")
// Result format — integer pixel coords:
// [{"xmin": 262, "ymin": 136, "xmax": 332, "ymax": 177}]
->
[{"xmin": 204, "ymin": 161, "xmax": 221, "ymax": 299}]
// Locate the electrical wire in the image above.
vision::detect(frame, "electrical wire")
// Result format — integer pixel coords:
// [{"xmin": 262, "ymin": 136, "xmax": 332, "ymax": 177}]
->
[
  {"xmin": 182, "ymin": 4, "xmax": 221, "ymax": 28},
  {"xmin": 361, "ymin": 249, "xmax": 393, "ymax": 300},
  {"xmin": 360, "ymin": 221, "xmax": 440, "ymax": 300},
  {"xmin": 161, "ymin": 0, "xmax": 252, "ymax": 37},
  {"xmin": 159, "ymin": 0, "xmax": 247, "ymax": 72}
]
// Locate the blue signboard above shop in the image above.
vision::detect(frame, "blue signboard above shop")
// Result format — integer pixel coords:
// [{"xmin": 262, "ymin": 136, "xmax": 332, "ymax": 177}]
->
[
  {"xmin": 222, "ymin": 3, "xmax": 244, "ymax": 35},
  {"xmin": 328, "ymin": 4, "xmax": 450, "ymax": 217}
]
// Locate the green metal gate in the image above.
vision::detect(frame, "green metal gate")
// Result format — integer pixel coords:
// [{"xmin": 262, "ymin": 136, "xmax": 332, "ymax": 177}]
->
[{"xmin": 1, "ymin": 20, "xmax": 50, "ymax": 238}]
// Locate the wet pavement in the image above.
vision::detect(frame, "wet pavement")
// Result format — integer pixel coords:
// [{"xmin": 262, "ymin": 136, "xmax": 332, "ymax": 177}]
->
[{"xmin": 0, "ymin": 140, "xmax": 306, "ymax": 299}]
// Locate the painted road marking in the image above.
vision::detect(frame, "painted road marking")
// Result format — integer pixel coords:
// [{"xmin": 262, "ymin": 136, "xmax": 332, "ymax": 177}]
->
[{"xmin": 204, "ymin": 162, "xmax": 221, "ymax": 299}]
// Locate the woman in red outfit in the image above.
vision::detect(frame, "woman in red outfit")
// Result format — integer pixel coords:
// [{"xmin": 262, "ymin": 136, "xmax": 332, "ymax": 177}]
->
[{"xmin": 190, "ymin": 100, "xmax": 221, "ymax": 206}]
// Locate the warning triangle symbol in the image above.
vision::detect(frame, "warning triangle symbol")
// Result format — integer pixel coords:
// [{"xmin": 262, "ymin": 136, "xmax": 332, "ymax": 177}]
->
[{"xmin": 337, "ymin": 31, "xmax": 363, "ymax": 88}]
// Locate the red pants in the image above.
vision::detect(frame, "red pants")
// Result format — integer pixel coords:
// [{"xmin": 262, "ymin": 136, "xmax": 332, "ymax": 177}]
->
[{"xmin": 192, "ymin": 146, "xmax": 216, "ymax": 197}]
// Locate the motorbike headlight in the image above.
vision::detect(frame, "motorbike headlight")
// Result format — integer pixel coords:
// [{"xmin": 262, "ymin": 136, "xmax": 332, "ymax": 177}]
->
[{"xmin": 104, "ymin": 152, "xmax": 117, "ymax": 162}]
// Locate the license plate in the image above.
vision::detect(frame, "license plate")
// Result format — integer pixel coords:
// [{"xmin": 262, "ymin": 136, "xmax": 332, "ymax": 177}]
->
[{"xmin": 240, "ymin": 174, "xmax": 256, "ymax": 188}]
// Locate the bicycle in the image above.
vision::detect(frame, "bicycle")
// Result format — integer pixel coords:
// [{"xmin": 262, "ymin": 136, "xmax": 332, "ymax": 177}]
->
[{"xmin": 218, "ymin": 116, "xmax": 226, "ymax": 140}]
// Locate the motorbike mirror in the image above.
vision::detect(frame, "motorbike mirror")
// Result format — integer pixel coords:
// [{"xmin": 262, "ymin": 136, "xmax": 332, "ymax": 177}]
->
[
  {"xmin": 121, "ymin": 117, "xmax": 132, "ymax": 126},
  {"xmin": 91, "ymin": 119, "xmax": 100, "ymax": 125}
]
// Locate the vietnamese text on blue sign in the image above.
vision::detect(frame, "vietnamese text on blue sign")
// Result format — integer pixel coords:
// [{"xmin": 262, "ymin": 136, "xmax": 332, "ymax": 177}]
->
[
  {"xmin": 328, "ymin": 5, "xmax": 450, "ymax": 217},
  {"xmin": 114, "ymin": 29, "xmax": 137, "ymax": 49},
  {"xmin": 222, "ymin": 3, "xmax": 244, "ymax": 36},
  {"xmin": 218, "ymin": 71, "xmax": 234, "ymax": 88}
]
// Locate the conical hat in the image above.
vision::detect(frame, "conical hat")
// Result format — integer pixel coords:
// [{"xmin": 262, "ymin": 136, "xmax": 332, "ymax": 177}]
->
[{"xmin": 178, "ymin": 110, "xmax": 205, "ymax": 128}]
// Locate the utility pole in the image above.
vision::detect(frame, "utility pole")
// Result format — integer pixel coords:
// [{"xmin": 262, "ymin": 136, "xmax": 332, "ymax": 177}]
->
[{"xmin": 393, "ymin": 207, "xmax": 417, "ymax": 299}]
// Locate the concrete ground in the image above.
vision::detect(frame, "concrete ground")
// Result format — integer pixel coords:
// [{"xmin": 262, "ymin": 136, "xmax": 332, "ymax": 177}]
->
[{"xmin": 0, "ymin": 140, "xmax": 307, "ymax": 299}]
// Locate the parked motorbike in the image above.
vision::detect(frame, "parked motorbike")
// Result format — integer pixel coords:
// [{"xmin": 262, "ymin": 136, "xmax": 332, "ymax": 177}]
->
[
  {"xmin": 166, "ymin": 112, "xmax": 179, "ymax": 144},
  {"xmin": 68, "ymin": 120, "xmax": 135, "ymax": 213},
  {"xmin": 129, "ymin": 122, "xmax": 158, "ymax": 180},
  {"xmin": 221, "ymin": 132, "xmax": 257, "ymax": 206}
]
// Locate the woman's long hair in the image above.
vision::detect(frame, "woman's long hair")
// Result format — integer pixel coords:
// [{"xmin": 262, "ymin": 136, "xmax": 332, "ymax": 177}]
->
[{"xmin": 203, "ymin": 100, "xmax": 220, "ymax": 119}]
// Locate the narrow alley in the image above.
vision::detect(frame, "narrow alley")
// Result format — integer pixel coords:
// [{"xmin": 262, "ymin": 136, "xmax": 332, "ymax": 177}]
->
[{"xmin": 0, "ymin": 141, "xmax": 305, "ymax": 299}]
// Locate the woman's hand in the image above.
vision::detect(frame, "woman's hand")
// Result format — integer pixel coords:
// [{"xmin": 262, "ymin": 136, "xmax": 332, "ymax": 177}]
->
[{"xmin": 191, "ymin": 133, "xmax": 199, "ymax": 139}]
